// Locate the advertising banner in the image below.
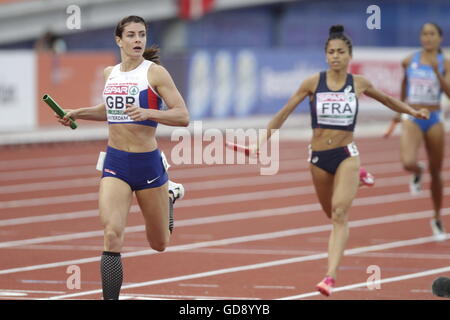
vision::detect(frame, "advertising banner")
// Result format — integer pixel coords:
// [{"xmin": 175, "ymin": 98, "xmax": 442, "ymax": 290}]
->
[
  {"xmin": 37, "ymin": 52, "xmax": 117, "ymax": 127},
  {"xmin": 0, "ymin": 50, "xmax": 36, "ymax": 132}
]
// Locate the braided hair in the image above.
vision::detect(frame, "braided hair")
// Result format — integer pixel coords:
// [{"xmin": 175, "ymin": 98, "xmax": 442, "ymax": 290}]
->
[{"xmin": 325, "ymin": 25, "xmax": 353, "ymax": 56}]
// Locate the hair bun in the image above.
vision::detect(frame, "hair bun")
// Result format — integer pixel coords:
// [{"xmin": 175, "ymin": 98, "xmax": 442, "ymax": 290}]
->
[{"xmin": 329, "ymin": 25, "xmax": 344, "ymax": 35}]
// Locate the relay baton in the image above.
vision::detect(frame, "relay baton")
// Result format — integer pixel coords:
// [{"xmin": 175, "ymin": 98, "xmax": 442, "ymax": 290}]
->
[
  {"xmin": 225, "ymin": 141, "xmax": 256, "ymax": 157},
  {"xmin": 42, "ymin": 94, "xmax": 78, "ymax": 130},
  {"xmin": 383, "ymin": 119, "xmax": 398, "ymax": 139}
]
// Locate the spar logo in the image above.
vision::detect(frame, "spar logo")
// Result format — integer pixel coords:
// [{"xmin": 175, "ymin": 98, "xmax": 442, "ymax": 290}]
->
[
  {"xmin": 104, "ymin": 86, "xmax": 129, "ymax": 95},
  {"xmin": 317, "ymin": 92, "xmax": 347, "ymax": 102}
]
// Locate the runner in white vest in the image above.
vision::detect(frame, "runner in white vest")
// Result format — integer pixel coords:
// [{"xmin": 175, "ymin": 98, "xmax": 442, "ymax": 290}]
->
[{"xmin": 58, "ymin": 15, "xmax": 189, "ymax": 300}]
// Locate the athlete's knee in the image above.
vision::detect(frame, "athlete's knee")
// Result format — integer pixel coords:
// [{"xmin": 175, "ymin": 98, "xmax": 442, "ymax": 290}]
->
[
  {"xmin": 331, "ymin": 206, "xmax": 348, "ymax": 224},
  {"xmin": 150, "ymin": 240, "xmax": 168, "ymax": 252},
  {"xmin": 402, "ymin": 160, "xmax": 417, "ymax": 172},
  {"xmin": 104, "ymin": 226, "xmax": 124, "ymax": 250}
]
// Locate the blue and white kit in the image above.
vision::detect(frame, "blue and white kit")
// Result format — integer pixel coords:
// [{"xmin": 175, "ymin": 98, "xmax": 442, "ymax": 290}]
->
[{"xmin": 404, "ymin": 51, "xmax": 445, "ymax": 132}]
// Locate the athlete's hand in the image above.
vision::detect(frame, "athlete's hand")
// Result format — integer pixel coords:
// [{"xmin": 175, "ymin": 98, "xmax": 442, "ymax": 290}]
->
[
  {"xmin": 124, "ymin": 104, "xmax": 151, "ymax": 121},
  {"xmin": 429, "ymin": 56, "xmax": 439, "ymax": 73},
  {"xmin": 412, "ymin": 108, "xmax": 430, "ymax": 120},
  {"xmin": 56, "ymin": 109, "xmax": 77, "ymax": 127}
]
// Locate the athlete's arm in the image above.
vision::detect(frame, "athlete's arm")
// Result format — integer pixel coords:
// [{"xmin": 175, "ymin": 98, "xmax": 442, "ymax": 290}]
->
[
  {"xmin": 357, "ymin": 75, "xmax": 429, "ymax": 119},
  {"xmin": 124, "ymin": 64, "xmax": 189, "ymax": 127},
  {"xmin": 257, "ymin": 74, "xmax": 318, "ymax": 149},
  {"xmin": 58, "ymin": 67, "xmax": 112, "ymax": 126},
  {"xmin": 431, "ymin": 58, "xmax": 450, "ymax": 98}
]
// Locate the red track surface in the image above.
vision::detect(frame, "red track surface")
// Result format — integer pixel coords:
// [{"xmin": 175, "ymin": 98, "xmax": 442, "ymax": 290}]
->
[{"xmin": 0, "ymin": 134, "xmax": 449, "ymax": 300}]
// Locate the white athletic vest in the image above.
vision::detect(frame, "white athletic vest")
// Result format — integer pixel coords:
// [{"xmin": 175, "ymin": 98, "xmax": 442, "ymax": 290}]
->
[{"xmin": 103, "ymin": 59, "xmax": 162, "ymax": 127}]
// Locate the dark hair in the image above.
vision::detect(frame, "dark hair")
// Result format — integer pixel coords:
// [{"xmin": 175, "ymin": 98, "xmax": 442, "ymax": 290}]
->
[
  {"xmin": 422, "ymin": 22, "xmax": 443, "ymax": 37},
  {"xmin": 115, "ymin": 15, "xmax": 161, "ymax": 65},
  {"xmin": 421, "ymin": 22, "xmax": 443, "ymax": 53},
  {"xmin": 325, "ymin": 25, "xmax": 353, "ymax": 56}
]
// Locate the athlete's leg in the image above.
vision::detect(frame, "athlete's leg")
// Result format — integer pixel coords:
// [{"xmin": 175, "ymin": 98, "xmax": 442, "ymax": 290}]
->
[
  {"xmin": 98, "ymin": 177, "xmax": 133, "ymax": 300},
  {"xmin": 424, "ymin": 122, "xmax": 444, "ymax": 219},
  {"xmin": 326, "ymin": 156, "xmax": 360, "ymax": 280},
  {"xmin": 309, "ymin": 164, "xmax": 334, "ymax": 218},
  {"xmin": 424, "ymin": 122, "xmax": 445, "ymax": 240},
  {"xmin": 400, "ymin": 118, "xmax": 423, "ymax": 173},
  {"xmin": 135, "ymin": 182, "xmax": 171, "ymax": 252}
]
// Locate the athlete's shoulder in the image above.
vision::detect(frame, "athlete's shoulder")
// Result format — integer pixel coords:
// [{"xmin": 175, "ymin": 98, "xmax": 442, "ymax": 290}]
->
[
  {"xmin": 401, "ymin": 54, "xmax": 415, "ymax": 69},
  {"xmin": 301, "ymin": 73, "xmax": 321, "ymax": 89},
  {"xmin": 443, "ymin": 57, "xmax": 450, "ymax": 70},
  {"xmin": 353, "ymin": 74, "xmax": 372, "ymax": 91},
  {"xmin": 103, "ymin": 66, "xmax": 115, "ymax": 80}
]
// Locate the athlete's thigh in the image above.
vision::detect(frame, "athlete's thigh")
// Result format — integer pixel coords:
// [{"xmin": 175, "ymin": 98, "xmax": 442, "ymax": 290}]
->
[
  {"xmin": 135, "ymin": 182, "xmax": 169, "ymax": 241},
  {"xmin": 424, "ymin": 122, "xmax": 445, "ymax": 172},
  {"xmin": 400, "ymin": 119, "xmax": 423, "ymax": 164},
  {"xmin": 99, "ymin": 177, "xmax": 133, "ymax": 230},
  {"xmin": 310, "ymin": 164, "xmax": 334, "ymax": 217},
  {"xmin": 332, "ymin": 156, "xmax": 360, "ymax": 212}
]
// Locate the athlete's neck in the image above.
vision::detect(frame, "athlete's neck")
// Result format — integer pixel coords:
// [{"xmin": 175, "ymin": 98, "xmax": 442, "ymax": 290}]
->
[
  {"xmin": 120, "ymin": 56, "xmax": 144, "ymax": 72},
  {"xmin": 327, "ymin": 69, "xmax": 347, "ymax": 82},
  {"xmin": 422, "ymin": 49, "xmax": 439, "ymax": 58}
]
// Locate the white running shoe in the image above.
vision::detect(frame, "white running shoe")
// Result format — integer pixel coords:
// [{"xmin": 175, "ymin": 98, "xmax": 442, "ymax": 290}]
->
[
  {"xmin": 430, "ymin": 219, "xmax": 447, "ymax": 242},
  {"xmin": 409, "ymin": 162, "xmax": 425, "ymax": 195},
  {"xmin": 168, "ymin": 180, "xmax": 185, "ymax": 203}
]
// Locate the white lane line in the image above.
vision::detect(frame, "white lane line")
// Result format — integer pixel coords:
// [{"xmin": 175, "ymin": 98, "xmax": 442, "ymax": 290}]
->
[
  {"xmin": 0, "ymin": 292, "xmax": 27, "ymax": 297},
  {"xmin": 277, "ymin": 265, "xmax": 450, "ymax": 300},
  {"xmin": 0, "ymin": 186, "xmax": 306, "ymax": 209},
  {"xmin": 0, "ymin": 165, "xmax": 96, "ymax": 181},
  {"xmin": 0, "ymin": 154, "xmax": 96, "ymax": 171},
  {"xmin": 0, "ymin": 289, "xmax": 66, "ymax": 294},
  {"xmin": 0, "ymin": 177, "xmax": 99, "ymax": 195},
  {"xmin": 254, "ymin": 285, "xmax": 296, "ymax": 290},
  {"xmin": 121, "ymin": 293, "xmax": 258, "ymax": 300},
  {"xmin": 1, "ymin": 207, "xmax": 448, "ymax": 276},
  {"xmin": 44, "ymin": 234, "xmax": 445, "ymax": 300},
  {"xmin": 178, "ymin": 283, "xmax": 219, "ymax": 288}
]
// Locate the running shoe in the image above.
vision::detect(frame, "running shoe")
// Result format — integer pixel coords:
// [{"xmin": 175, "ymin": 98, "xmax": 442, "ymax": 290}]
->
[
  {"xmin": 316, "ymin": 276, "xmax": 335, "ymax": 297},
  {"xmin": 168, "ymin": 180, "xmax": 185, "ymax": 203},
  {"xmin": 359, "ymin": 167, "xmax": 375, "ymax": 187},
  {"xmin": 409, "ymin": 162, "xmax": 425, "ymax": 195},
  {"xmin": 430, "ymin": 219, "xmax": 447, "ymax": 242}
]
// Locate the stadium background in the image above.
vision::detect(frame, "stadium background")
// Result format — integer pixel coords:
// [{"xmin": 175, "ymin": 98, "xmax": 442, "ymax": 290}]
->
[{"xmin": 0, "ymin": 0, "xmax": 449, "ymax": 139}]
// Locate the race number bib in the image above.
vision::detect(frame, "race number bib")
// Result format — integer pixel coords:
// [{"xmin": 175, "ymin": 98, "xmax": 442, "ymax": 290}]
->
[
  {"xmin": 104, "ymin": 84, "xmax": 140, "ymax": 122},
  {"xmin": 408, "ymin": 77, "xmax": 440, "ymax": 105},
  {"xmin": 316, "ymin": 91, "xmax": 357, "ymax": 126}
]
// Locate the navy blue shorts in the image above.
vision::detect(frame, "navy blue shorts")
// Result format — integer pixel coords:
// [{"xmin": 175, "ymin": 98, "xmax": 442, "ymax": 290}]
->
[
  {"xmin": 308, "ymin": 142, "xmax": 359, "ymax": 175},
  {"xmin": 101, "ymin": 146, "xmax": 169, "ymax": 191}
]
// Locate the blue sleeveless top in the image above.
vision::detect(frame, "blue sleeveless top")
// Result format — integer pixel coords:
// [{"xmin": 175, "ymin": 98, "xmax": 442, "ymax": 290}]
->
[
  {"xmin": 406, "ymin": 51, "xmax": 445, "ymax": 106},
  {"xmin": 310, "ymin": 72, "xmax": 359, "ymax": 132}
]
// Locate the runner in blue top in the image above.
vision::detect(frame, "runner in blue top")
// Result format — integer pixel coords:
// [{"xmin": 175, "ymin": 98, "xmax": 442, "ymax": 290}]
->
[
  {"xmin": 254, "ymin": 25, "xmax": 429, "ymax": 297},
  {"xmin": 396, "ymin": 22, "xmax": 450, "ymax": 241}
]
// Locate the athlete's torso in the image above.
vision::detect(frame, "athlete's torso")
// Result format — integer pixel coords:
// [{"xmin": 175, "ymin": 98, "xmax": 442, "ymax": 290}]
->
[
  {"xmin": 103, "ymin": 59, "xmax": 162, "ymax": 152},
  {"xmin": 309, "ymin": 72, "xmax": 358, "ymax": 150},
  {"xmin": 406, "ymin": 51, "xmax": 444, "ymax": 108}
]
